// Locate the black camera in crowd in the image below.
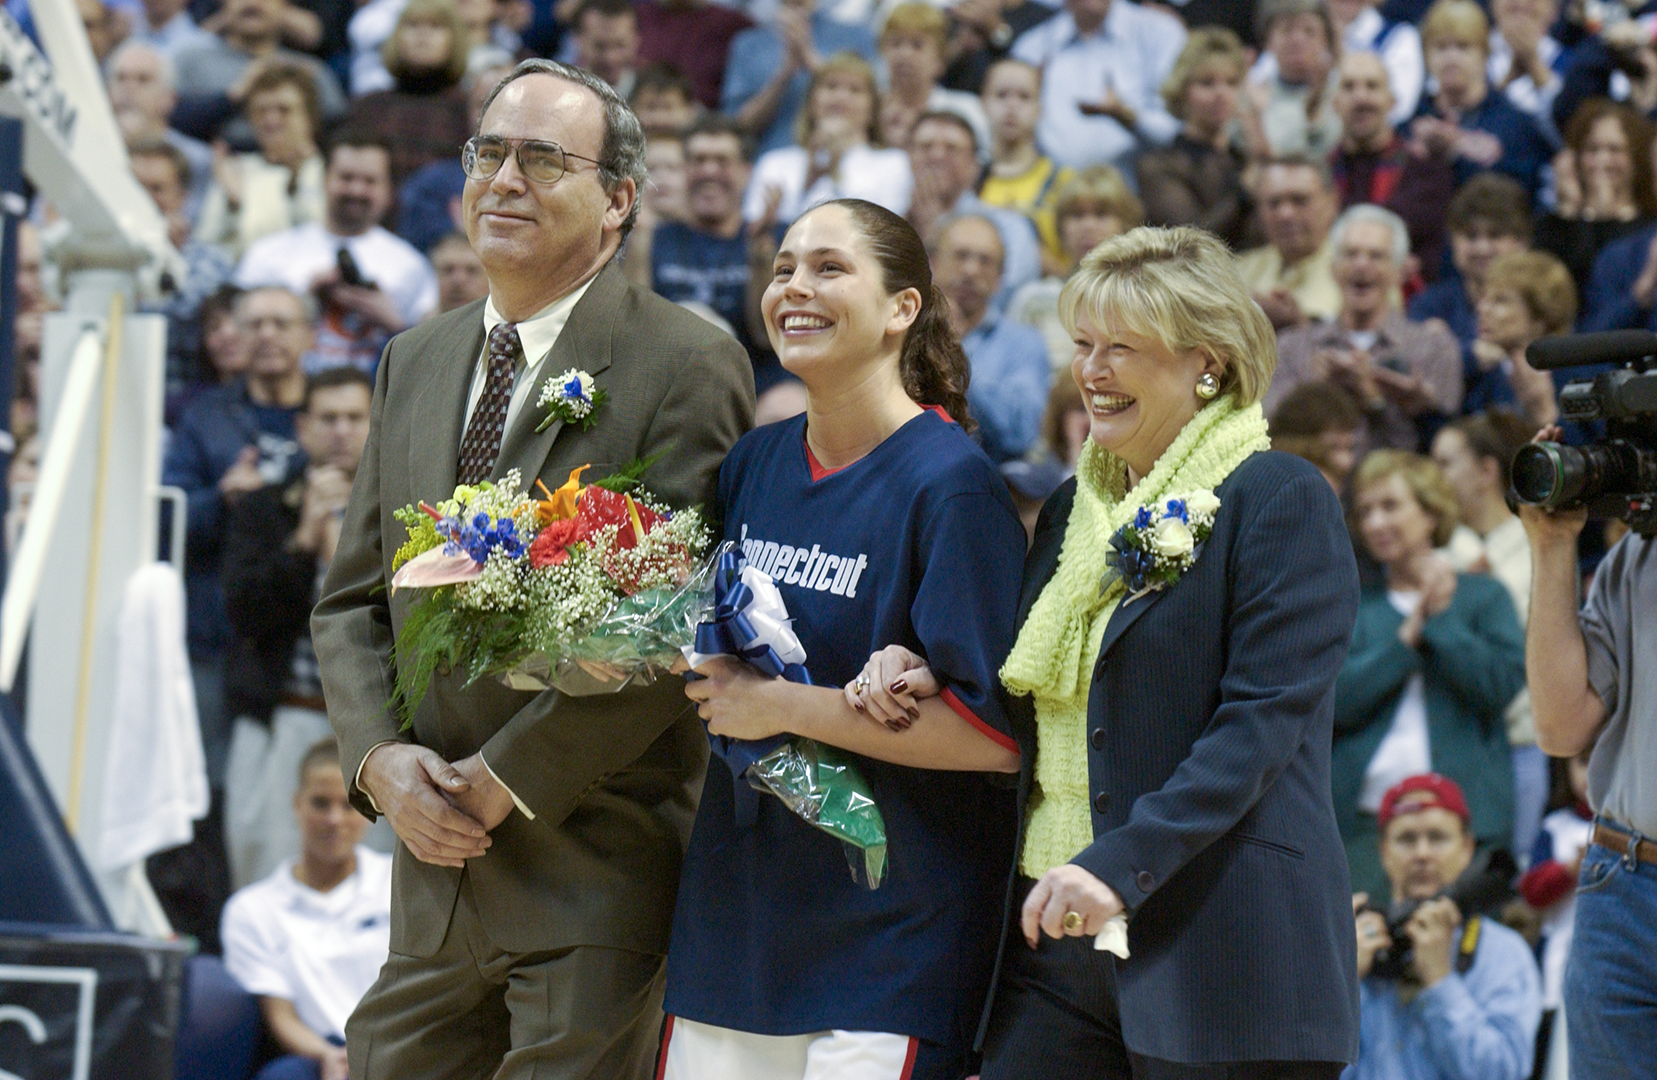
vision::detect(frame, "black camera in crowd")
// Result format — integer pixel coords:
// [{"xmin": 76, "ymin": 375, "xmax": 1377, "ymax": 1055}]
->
[
  {"xmin": 1512, "ymin": 330, "xmax": 1657, "ymax": 536},
  {"xmin": 1363, "ymin": 849, "xmax": 1516, "ymax": 982}
]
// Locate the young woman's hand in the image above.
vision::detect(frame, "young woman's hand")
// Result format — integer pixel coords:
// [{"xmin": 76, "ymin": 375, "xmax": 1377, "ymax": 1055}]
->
[
  {"xmin": 684, "ymin": 656, "xmax": 790, "ymax": 740},
  {"xmin": 844, "ymin": 645, "xmax": 938, "ymax": 731}
]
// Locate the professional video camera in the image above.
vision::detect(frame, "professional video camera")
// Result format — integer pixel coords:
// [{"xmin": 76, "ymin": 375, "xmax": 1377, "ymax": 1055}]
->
[
  {"xmin": 1364, "ymin": 849, "xmax": 1516, "ymax": 982},
  {"xmin": 1511, "ymin": 330, "xmax": 1657, "ymax": 536}
]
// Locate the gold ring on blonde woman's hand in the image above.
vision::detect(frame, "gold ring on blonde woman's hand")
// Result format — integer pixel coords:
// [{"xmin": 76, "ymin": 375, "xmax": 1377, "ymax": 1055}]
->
[{"xmin": 1062, "ymin": 911, "xmax": 1085, "ymax": 933}]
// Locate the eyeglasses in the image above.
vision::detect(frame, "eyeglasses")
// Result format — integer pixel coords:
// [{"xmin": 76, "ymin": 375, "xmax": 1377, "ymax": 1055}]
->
[{"xmin": 462, "ymin": 136, "xmax": 602, "ymax": 185}]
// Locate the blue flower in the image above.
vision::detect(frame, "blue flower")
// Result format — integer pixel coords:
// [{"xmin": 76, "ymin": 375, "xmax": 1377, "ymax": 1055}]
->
[
  {"xmin": 1133, "ymin": 506, "xmax": 1155, "ymax": 530},
  {"xmin": 472, "ymin": 512, "xmax": 490, "ymax": 530},
  {"xmin": 561, "ymin": 374, "xmax": 588, "ymax": 402},
  {"xmin": 1164, "ymin": 498, "xmax": 1188, "ymax": 523}
]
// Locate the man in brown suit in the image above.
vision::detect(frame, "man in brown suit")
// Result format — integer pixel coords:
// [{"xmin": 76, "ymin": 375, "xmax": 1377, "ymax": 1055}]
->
[{"xmin": 311, "ymin": 59, "xmax": 753, "ymax": 1080}]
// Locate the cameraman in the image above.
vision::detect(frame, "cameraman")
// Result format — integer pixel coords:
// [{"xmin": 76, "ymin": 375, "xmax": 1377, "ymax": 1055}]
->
[
  {"xmin": 1522, "ymin": 432, "xmax": 1657, "ymax": 1078},
  {"xmin": 1349, "ymin": 774, "xmax": 1540, "ymax": 1080}
]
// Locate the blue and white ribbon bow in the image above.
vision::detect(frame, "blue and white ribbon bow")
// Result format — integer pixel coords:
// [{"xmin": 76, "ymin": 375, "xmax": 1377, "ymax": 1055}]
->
[{"xmin": 683, "ymin": 550, "xmax": 813, "ymax": 824}]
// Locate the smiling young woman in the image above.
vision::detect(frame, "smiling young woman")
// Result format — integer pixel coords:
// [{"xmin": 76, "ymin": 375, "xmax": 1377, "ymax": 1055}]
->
[{"xmin": 661, "ymin": 199, "xmax": 1028, "ymax": 1080}]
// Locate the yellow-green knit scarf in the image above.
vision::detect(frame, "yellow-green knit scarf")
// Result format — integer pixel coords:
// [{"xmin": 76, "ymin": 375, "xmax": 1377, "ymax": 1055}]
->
[{"xmin": 1004, "ymin": 397, "xmax": 1271, "ymax": 873}]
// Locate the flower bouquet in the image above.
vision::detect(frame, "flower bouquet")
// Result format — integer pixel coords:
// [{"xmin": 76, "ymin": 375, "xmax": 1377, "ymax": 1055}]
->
[
  {"xmin": 388, "ymin": 463, "xmax": 713, "ymax": 717},
  {"xmin": 685, "ymin": 551, "xmax": 888, "ymax": 888}
]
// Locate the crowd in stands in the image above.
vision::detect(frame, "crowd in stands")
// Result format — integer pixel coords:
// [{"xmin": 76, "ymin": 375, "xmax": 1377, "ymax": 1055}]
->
[{"xmin": 11, "ymin": 0, "xmax": 1651, "ymax": 1074}]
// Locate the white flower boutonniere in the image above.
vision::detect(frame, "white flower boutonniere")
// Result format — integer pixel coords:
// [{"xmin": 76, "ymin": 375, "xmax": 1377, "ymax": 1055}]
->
[
  {"xmin": 536, "ymin": 369, "xmax": 607, "ymax": 433},
  {"xmin": 1104, "ymin": 489, "xmax": 1221, "ymax": 602}
]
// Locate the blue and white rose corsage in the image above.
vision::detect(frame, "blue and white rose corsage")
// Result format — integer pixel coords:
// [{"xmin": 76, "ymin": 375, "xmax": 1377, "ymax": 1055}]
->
[
  {"xmin": 1104, "ymin": 489, "xmax": 1221, "ymax": 602},
  {"xmin": 535, "ymin": 368, "xmax": 607, "ymax": 432}
]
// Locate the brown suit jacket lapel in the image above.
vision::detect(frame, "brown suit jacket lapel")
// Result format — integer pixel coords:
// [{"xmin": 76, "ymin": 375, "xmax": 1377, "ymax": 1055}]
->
[
  {"xmin": 409, "ymin": 298, "xmax": 487, "ymax": 495},
  {"xmin": 493, "ymin": 262, "xmax": 624, "ymax": 483}
]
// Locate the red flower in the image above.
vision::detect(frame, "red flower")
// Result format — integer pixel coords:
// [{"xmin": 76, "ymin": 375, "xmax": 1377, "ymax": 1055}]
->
[
  {"xmin": 528, "ymin": 517, "xmax": 591, "ymax": 567},
  {"xmin": 577, "ymin": 488, "xmax": 663, "ymax": 549}
]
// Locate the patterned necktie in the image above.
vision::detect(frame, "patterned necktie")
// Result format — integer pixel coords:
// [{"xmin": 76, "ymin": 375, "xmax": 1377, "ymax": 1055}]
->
[{"xmin": 456, "ymin": 322, "xmax": 521, "ymax": 484}]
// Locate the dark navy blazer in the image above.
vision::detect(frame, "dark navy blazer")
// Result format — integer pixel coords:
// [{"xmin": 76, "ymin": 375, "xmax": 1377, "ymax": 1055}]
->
[{"xmin": 981, "ymin": 450, "xmax": 1363, "ymax": 1065}]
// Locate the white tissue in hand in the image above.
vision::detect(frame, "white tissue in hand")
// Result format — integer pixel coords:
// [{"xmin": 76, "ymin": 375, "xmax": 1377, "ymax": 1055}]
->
[{"xmin": 1094, "ymin": 914, "xmax": 1129, "ymax": 957}]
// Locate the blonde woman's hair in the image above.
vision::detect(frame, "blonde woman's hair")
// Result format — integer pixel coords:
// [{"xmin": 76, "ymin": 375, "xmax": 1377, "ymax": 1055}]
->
[
  {"xmin": 1484, "ymin": 250, "xmax": 1577, "ymax": 336},
  {"xmin": 1161, "ymin": 26, "xmax": 1247, "ymax": 118},
  {"xmin": 1054, "ymin": 165, "xmax": 1144, "ymax": 231},
  {"xmin": 1353, "ymin": 450, "xmax": 1460, "ymax": 547},
  {"xmin": 1057, "ymin": 226, "xmax": 1276, "ymax": 407},
  {"xmin": 796, "ymin": 52, "xmax": 881, "ymax": 148},
  {"xmin": 880, "ymin": 1, "xmax": 949, "ymax": 51},
  {"xmin": 1420, "ymin": 0, "xmax": 1490, "ymax": 54},
  {"xmin": 382, "ymin": 0, "xmax": 469, "ymax": 85}
]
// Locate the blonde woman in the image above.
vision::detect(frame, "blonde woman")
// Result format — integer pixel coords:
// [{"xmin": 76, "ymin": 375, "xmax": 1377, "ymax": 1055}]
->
[
  {"xmin": 1469, "ymin": 249, "xmax": 1574, "ymax": 424},
  {"xmin": 1136, "ymin": 26, "xmax": 1255, "ymax": 250},
  {"xmin": 1007, "ymin": 166, "xmax": 1141, "ymax": 373},
  {"xmin": 1337, "ymin": 451, "xmax": 1525, "ymax": 901},
  {"xmin": 1412, "ymin": 0, "xmax": 1553, "ymax": 194},
  {"xmin": 742, "ymin": 52, "xmax": 913, "ymax": 228},
  {"xmin": 194, "ymin": 61, "xmax": 325, "ymax": 259},
  {"xmin": 852, "ymin": 227, "xmax": 1362, "ymax": 1078},
  {"xmin": 343, "ymin": 0, "xmax": 473, "ymax": 187}
]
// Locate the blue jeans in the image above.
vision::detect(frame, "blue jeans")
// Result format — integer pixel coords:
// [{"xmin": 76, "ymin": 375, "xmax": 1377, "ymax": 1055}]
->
[
  {"xmin": 1511, "ymin": 743, "xmax": 1549, "ymax": 863},
  {"xmin": 1563, "ymin": 828, "xmax": 1657, "ymax": 1079},
  {"xmin": 254, "ymin": 1036, "xmax": 345, "ymax": 1080},
  {"xmin": 254, "ymin": 1056, "xmax": 320, "ymax": 1080}
]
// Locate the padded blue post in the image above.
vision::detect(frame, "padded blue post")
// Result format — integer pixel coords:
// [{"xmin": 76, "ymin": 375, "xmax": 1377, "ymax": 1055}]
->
[{"xmin": 0, "ymin": 695, "xmax": 111, "ymax": 927}]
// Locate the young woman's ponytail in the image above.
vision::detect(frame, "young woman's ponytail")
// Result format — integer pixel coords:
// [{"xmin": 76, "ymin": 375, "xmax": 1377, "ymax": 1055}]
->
[
  {"xmin": 821, "ymin": 199, "xmax": 977, "ymax": 434},
  {"xmin": 899, "ymin": 284, "xmax": 974, "ymax": 434}
]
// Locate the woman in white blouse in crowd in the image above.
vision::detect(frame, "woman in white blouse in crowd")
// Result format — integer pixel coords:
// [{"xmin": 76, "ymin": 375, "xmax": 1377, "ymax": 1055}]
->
[{"xmin": 742, "ymin": 52, "xmax": 913, "ymax": 229}]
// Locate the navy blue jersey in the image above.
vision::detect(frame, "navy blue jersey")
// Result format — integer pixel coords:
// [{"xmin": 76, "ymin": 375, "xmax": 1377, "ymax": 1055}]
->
[
  {"xmin": 651, "ymin": 221, "xmax": 788, "ymax": 391},
  {"xmin": 663, "ymin": 410, "xmax": 1025, "ymax": 1049}
]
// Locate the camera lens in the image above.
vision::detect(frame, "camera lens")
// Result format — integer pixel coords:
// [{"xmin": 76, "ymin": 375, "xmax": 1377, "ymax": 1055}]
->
[
  {"xmin": 1513, "ymin": 440, "xmax": 1657, "ymax": 509},
  {"xmin": 1512, "ymin": 443, "xmax": 1579, "ymax": 507}
]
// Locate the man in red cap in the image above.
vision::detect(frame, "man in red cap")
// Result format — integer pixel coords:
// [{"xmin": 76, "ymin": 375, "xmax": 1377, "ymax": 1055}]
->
[{"xmin": 1347, "ymin": 773, "xmax": 1540, "ymax": 1080}]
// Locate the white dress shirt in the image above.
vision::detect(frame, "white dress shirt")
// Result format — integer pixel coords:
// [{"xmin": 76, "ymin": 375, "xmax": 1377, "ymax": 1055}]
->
[
  {"xmin": 742, "ymin": 143, "xmax": 915, "ymax": 226},
  {"xmin": 1010, "ymin": 1, "xmax": 1185, "ymax": 171},
  {"xmin": 1252, "ymin": 8, "xmax": 1424, "ymax": 126},
  {"xmin": 463, "ymin": 279, "xmax": 596, "ymax": 434}
]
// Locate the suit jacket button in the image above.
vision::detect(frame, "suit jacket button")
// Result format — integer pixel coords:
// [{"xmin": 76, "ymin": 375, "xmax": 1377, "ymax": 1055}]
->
[
  {"xmin": 1089, "ymin": 727, "xmax": 1105, "ymax": 750},
  {"xmin": 1136, "ymin": 870, "xmax": 1155, "ymax": 893},
  {"xmin": 1093, "ymin": 791, "xmax": 1110, "ymax": 813}
]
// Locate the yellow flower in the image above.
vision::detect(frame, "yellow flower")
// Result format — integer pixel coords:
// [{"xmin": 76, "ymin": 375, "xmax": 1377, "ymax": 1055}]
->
[{"xmin": 536, "ymin": 465, "xmax": 589, "ymax": 524}]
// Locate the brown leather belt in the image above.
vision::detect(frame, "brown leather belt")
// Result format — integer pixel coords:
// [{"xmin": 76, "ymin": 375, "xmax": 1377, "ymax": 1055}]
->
[{"xmin": 1592, "ymin": 821, "xmax": 1657, "ymax": 867}]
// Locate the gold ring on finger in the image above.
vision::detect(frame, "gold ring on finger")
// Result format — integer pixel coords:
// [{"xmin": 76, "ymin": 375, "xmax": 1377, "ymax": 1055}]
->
[{"xmin": 1062, "ymin": 910, "xmax": 1085, "ymax": 933}]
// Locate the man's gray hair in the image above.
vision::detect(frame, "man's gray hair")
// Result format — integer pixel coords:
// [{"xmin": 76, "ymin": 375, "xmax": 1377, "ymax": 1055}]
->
[
  {"xmin": 237, "ymin": 283, "xmax": 320, "ymax": 325},
  {"xmin": 1330, "ymin": 203, "xmax": 1410, "ymax": 265},
  {"xmin": 105, "ymin": 38, "xmax": 176, "ymax": 91},
  {"xmin": 930, "ymin": 210, "xmax": 1005, "ymax": 258},
  {"xmin": 475, "ymin": 58, "xmax": 649, "ymax": 238}
]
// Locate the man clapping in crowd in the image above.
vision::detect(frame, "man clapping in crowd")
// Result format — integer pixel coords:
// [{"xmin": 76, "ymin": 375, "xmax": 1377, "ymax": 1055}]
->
[{"xmin": 222, "ymin": 368, "xmax": 377, "ymax": 887}]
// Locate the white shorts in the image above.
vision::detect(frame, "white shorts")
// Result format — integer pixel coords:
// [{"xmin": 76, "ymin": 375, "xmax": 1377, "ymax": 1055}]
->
[{"xmin": 658, "ymin": 1016, "xmax": 919, "ymax": 1080}]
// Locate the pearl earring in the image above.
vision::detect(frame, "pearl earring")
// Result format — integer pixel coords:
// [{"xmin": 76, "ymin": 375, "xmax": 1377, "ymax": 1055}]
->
[{"xmin": 1195, "ymin": 373, "xmax": 1220, "ymax": 400}]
